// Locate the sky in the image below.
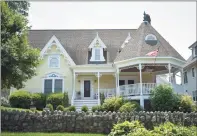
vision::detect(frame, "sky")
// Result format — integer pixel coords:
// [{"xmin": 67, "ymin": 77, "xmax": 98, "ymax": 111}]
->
[{"xmin": 28, "ymin": 2, "xmax": 196, "ymax": 60}]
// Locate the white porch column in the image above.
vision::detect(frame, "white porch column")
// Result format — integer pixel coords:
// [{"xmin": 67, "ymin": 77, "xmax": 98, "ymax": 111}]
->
[
  {"xmin": 168, "ymin": 63, "xmax": 171, "ymax": 84},
  {"xmin": 97, "ymin": 72, "xmax": 101, "ymax": 105},
  {"xmin": 116, "ymin": 69, "xmax": 120, "ymax": 96},
  {"xmin": 181, "ymin": 69, "xmax": 184, "ymax": 85},
  {"xmin": 139, "ymin": 63, "xmax": 144, "ymax": 109},
  {"xmin": 71, "ymin": 72, "xmax": 76, "ymax": 105}
]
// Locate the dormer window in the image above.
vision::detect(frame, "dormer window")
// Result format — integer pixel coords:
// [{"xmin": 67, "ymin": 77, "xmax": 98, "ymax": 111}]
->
[
  {"xmin": 48, "ymin": 55, "xmax": 60, "ymax": 68},
  {"xmin": 89, "ymin": 33, "xmax": 107, "ymax": 62}
]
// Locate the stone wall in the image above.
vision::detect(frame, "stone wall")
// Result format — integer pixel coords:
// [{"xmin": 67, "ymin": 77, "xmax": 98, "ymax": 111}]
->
[{"xmin": 1, "ymin": 109, "xmax": 197, "ymax": 134}]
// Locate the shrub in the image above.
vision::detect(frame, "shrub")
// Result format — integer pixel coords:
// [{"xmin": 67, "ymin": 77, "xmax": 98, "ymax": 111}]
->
[
  {"xmin": 179, "ymin": 95, "xmax": 196, "ymax": 112},
  {"xmin": 109, "ymin": 121, "xmax": 144, "ymax": 136},
  {"xmin": 1, "ymin": 97, "xmax": 10, "ymax": 107},
  {"xmin": 130, "ymin": 101, "xmax": 142, "ymax": 111},
  {"xmin": 46, "ymin": 93, "xmax": 64, "ymax": 109},
  {"xmin": 31, "ymin": 93, "xmax": 46, "ymax": 110},
  {"xmin": 150, "ymin": 84, "xmax": 180, "ymax": 111},
  {"xmin": 81, "ymin": 105, "xmax": 88, "ymax": 112},
  {"xmin": 56, "ymin": 105, "xmax": 64, "ymax": 111},
  {"xmin": 100, "ymin": 92, "xmax": 105, "ymax": 105},
  {"xmin": 119, "ymin": 102, "xmax": 136, "ymax": 112},
  {"xmin": 46, "ymin": 103, "xmax": 53, "ymax": 111},
  {"xmin": 64, "ymin": 107, "xmax": 69, "ymax": 112},
  {"xmin": 63, "ymin": 92, "xmax": 69, "ymax": 107},
  {"xmin": 68, "ymin": 106, "xmax": 76, "ymax": 111},
  {"xmin": 102, "ymin": 97, "xmax": 123, "ymax": 112},
  {"xmin": 9, "ymin": 90, "xmax": 31, "ymax": 109},
  {"xmin": 91, "ymin": 105, "xmax": 103, "ymax": 112}
]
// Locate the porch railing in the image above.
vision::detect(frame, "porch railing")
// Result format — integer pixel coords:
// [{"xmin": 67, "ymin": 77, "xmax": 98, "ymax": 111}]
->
[{"xmin": 119, "ymin": 83, "xmax": 158, "ymax": 96}]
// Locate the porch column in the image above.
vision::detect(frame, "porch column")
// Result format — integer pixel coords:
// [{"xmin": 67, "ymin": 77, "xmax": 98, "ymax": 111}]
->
[
  {"xmin": 71, "ymin": 72, "xmax": 76, "ymax": 105},
  {"xmin": 139, "ymin": 63, "xmax": 144, "ymax": 109},
  {"xmin": 97, "ymin": 72, "xmax": 101, "ymax": 105},
  {"xmin": 181, "ymin": 69, "xmax": 184, "ymax": 85},
  {"xmin": 168, "ymin": 63, "xmax": 171, "ymax": 84},
  {"xmin": 116, "ymin": 69, "xmax": 120, "ymax": 96}
]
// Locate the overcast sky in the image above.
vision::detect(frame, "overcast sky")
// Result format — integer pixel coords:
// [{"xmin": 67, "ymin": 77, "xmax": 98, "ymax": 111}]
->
[{"xmin": 28, "ymin": 2, "xmax": 196, "ymax": 60}]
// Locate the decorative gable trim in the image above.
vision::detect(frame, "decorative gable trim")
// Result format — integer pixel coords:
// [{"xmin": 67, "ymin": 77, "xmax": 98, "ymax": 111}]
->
[
  {"xmin": 88, "ymin": 33, "xmax": 107, "ymax": 49},
  {"xmin": 40, "ymin": 35, "xmax": 76, "ymax": 66}
]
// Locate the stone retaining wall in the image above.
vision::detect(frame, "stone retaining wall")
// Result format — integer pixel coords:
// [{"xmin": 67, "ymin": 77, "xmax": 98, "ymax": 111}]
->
[{"xmin": 1, "ymin": 109, "xmax": 197, "ymax": 134}]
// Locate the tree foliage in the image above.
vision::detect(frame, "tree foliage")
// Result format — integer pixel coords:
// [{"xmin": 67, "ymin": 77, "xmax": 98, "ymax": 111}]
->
[
  {"xmin": 1, "ymin": 1, "xmax": 40, "ymax": 89},
  {"xmin": 150, "ymin": 84, "xmax": 180, "ymax": 111}
]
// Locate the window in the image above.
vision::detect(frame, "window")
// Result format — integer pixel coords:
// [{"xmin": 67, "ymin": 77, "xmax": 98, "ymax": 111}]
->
[
  {"xmin": 95, "ymin": 48, "xmax": 100, "ymax": 60},
  {"xmin": 192, "ymin": 90, "xmax": 197, "ymax": 101},
  {"xmin": 195, "ymin": 46, "xmax": 197, "ymax": 57},
  {"xmin": 192, "ymin": 68, "xmax": 195, "ymax": 77},
  {"xmin": 44, "ymin": 79, "xmax": 63, "ymax": 94},
  {"xmin": 184, "ymin": 72, "xmax": 188, "ymax": 84},
  {"xmin": 49, "ymin": 55, "xmax": 60, "ymax": 68}
]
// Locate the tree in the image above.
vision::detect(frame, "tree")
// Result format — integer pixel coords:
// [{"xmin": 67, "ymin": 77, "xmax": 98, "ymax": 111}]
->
[
  {"xmin": 150, "ymin": 84, "xmax": 181, "ymax": 111},
  {"xmin": 1, "ymin": 1, "xmax": 40, "ymax": 89}
]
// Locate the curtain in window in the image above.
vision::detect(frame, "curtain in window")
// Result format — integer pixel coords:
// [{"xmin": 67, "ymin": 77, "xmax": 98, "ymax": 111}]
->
[
  {"xmin": 44, "ymin": 79, "xmax": 52, "ymax": 94},
  {"xmin": 54, "ymin": 79, "xmax": 63, "ymax": 93},
  {"xmin": 95, "ymin": 49, "xmax": 100, "ymax": 60}
]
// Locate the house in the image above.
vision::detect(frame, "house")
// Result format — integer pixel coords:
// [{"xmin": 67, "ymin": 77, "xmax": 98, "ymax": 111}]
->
[
  {"xmin": 183, "ymin": 41, "xmax": 197, "ymax": 101},
  {"xmin": 18, "ymin": 15, "xmax": 187, "ymax": 110}
]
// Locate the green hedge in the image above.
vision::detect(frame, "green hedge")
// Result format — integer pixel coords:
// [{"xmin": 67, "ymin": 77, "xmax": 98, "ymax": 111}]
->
[
  {"xmin": 63, "ymin": 92, "xmax": 69, "ymax": 107},
  {"xmin": 31, "ymin": 93, "xmax": 46, "ymax": 110},
  {"xmin": 9, "ymin": 90, "xmax": 31, "ymax": 109},
  {"xmin": 102, "ymin": 97, "xmax": 123, "ymax": 112},
  {"xmin": 46, "ymin": 93, "xmax": 64, "ymax": 109}
]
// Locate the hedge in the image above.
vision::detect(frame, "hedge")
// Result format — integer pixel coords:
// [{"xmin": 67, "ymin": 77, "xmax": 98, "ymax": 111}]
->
[
  {"xmin": 46, "ymin": 93, "xmax": 64, "ymax": 109},
  {"xmin": 31, "ymin": 93, "xmax": 46, "ymax": 110}
]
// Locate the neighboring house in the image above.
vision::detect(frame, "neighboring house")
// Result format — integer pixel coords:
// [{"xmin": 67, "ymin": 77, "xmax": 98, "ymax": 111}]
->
[
  {"xmin": 16, "ymin": 16, "xmax": 187, "ymax": 110},
  {"xmin": 183, "ymin": 41, "xmax": 197, "ymax": 101}
]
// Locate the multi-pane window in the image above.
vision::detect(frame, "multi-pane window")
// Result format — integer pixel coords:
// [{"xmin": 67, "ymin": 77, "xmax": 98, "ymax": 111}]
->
[
  {"xmin": 95, "ymin": 48, "xmax": 100, "ymax": 60},
  {"xmin": 192, "ymin": 68, "xmax": 195, "ymax": 77},
  {"xmin": 192, "ymin": 90, "xmax": 197, "ymax": 101},
  {"xmin": 184, "ymin": 72, "xmax": 188, "ymax": 84},
  {"xmin": 44, "ymin": 79, "xmax": 63, "ymax": 94},
  {"xmin": 49, "ymin": 55, "xmax": 60, "ymax": 68}
]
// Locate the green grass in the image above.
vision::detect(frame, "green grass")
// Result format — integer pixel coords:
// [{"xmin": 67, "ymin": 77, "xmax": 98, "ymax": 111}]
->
[{"xmin": 1, "ymin": 132, "xmax": 106, "ymax": 136}]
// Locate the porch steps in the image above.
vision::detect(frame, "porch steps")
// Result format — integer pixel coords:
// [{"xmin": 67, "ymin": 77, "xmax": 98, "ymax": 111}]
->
[{"xmin": 73, "ymin": 100, "xmax": 99, "ymax": 111}]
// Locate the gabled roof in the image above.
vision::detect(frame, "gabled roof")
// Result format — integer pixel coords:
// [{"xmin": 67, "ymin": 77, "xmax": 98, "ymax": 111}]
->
[
  {"xmin": 114, "ymin": 22, "xmax": 185, "ymax": 62},
  {"xmin": 189, "ymin": 41, "xmax": 197, "ymax": 49},
  {"xmin": 183, "ymin": 55, "xmax": 197, "ymax": 69},
  {"xmin": 28, "ymin": 29, "xmax": 136, "ymax": 65}
]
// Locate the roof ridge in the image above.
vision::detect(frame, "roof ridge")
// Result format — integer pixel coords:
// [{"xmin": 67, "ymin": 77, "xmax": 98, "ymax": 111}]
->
[{"xmin": 28, "ymin": 29, "xmax": 137, "ymax": 31}]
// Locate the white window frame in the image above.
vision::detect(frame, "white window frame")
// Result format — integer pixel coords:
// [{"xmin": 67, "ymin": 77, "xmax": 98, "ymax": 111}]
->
[
  {"xmin": 90, "ymin": 47, "xmax": 105, "ymax": 62},
  {"xmin": 184, "ymin": 71, "xmax": 188, "ymax": 84},
  {"xmin": 48, "ymin": 55, "xmax": 60, "ymax": 68},
  {"xmin": 42, "ymin": 73, "xmax": 64, "ymax": 93},
  {"xmin": 192, "ymin": 67, "xmax": 195, "ymax": 77}
]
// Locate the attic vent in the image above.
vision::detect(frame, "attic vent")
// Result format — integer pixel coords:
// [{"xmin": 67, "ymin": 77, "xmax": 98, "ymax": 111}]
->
[{"xmin": 145, "ymin": 34, "xmax": 157, "ymax": 46}]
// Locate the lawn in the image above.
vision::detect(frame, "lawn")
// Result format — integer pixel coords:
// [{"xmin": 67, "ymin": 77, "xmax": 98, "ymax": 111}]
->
[{"xmin": 1, "ymin": 133, "xmax": 106, "ymax": 136}]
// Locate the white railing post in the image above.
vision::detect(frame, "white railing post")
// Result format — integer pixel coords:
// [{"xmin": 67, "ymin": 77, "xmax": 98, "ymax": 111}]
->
[
  {"xmin": 168, "ymin": 63, "xmax": 172, "ymax": 85},
  {"xmin": 71, "ymin": 72, "xmax": 75, "ymax": 105},
  {"xmin": 97, "ymin": 72, "xmax": 101, "ymax": 105},
  {"xmin": 116, "ymin": 69, "xmax": 120, "ymax": 96}
]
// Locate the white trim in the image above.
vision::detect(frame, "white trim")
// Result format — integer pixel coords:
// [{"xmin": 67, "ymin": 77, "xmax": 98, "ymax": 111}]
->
[
  {"xmin": 90, "ymin": 48, "xmax": 105, "ymax": 62},
  {"xmin": 42, "ymin": 72, "xmax": 65, "ymax": 93},
  {"xmin": 80, "ymin": 76, "xmax": 94, "ymax": 99},
  {"xmin": 40, "ymin": 35, "xmax": 75, "ymax": 66},
  {"xmin": 88, "ymin": 33, "xmax": 107, "ymax": 49},
  {"xmin": 48, "ymin": 55, "xmax": 60, "ymax": 68}
]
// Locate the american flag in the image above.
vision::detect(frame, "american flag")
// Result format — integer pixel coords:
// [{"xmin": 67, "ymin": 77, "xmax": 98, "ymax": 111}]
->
[{"xmin": 146, "ymin": 49, "xmax": 158, "ymax": 56}]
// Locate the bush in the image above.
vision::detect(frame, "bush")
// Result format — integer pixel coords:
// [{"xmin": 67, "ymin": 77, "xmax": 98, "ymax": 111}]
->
[
  {"xmin": 56, "ymin": 105, "xmax": 64, "ymax": 111},
  {"xmin": 31, "ymin": 93, "xmax": 46, "ymax": 110},
  {"xmin": 130, "ymin": 101, "xmax": 142, "ymax": 111},
  {"xmin": 46, "ymin": 104, "xmax": 53, "ymax": 111},
  {"xmin": 9, "ymin": 90, "xmax": 31, "ymax": 109},
  {"xmin": 100, "ymin": 92, "xmax": 105, "ymax": 105},
  {"xmin": 1, "ymin": 97, "xmax": 10, "ymax": 107},
  {"xmin": 179, "ymin": 95, "xmax": 196, "ymax": 112},
  {"xmin": 81, "ymin": 105, "xmax": 88, "ymax": 112},
  {"xmin": 91, "ymin": 105, "xmax": 103, "ymax": 112},
  {"xmin": 109, "ymin": 121, "xmax": 144, "ymax": 136},
  {"xmin": 102, "ymin": 97, "xmax": 123, "ymax": 112},
  {"xmin": 68, "ymin": 106, "xmax": 76, "ymax": 111},
  {"xmin": 150, "ymin": 84, "xmax": 180, "ymax": 111},
  {"xmin": 46, "ymin": 93, "xmax": 64, "ymax": 109},
  {"xmin": 119, "ymin": 102, "xmax": 136, "ymax": 112},
  {"xmin": 63, "ymin": 92, "xmax": 69, "ymax": 107},
  {"xmin": 64, "ymin": 107, "xmax": 69, "ymax": 112}
]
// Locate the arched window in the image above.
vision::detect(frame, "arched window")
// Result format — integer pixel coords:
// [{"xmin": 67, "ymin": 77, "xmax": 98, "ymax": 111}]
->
[{"xmin": 49, "ymin": 55, "xmax": 60, "ymax": 68}]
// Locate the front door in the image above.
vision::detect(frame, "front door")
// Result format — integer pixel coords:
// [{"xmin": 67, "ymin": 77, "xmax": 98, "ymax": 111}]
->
[{"xmin": 84, "ymin": 80, "xmax": 91, "ymax": 97}]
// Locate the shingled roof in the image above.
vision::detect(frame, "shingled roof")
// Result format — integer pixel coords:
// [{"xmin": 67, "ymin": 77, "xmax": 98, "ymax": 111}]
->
[
  {"xmin": 28, "ymin": 29, "xmax": 136, "ymax": 65},
  {"xmin": 114, "ymin": 22, "xmax": 185, "ymax": 62}
]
